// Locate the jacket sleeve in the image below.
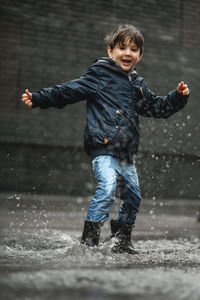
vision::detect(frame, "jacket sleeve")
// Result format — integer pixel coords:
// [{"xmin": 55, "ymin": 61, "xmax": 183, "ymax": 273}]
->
[
  {"xmin": 32, "ymin": 66, "xmax": 99, "ymax": 109},
  {"xmin": 136, "ymin": 79, "xmax": 189, "ymax": 118}
]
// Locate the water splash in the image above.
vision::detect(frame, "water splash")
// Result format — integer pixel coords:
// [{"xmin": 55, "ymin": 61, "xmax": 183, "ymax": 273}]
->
[{"xmin": 1, "ymin": 228, "xmax": 199, "ymax": 270}]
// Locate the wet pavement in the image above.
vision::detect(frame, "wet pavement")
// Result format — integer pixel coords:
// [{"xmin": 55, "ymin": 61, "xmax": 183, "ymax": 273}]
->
[{"xmin": 0, "ymin": 193, "xmax": 200, "ymax": 300}]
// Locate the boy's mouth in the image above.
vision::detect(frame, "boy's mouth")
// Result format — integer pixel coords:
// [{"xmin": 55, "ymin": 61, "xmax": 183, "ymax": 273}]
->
[{"xmin": 121, "ymin": 59, "xmax": 132, "ymax": 66}]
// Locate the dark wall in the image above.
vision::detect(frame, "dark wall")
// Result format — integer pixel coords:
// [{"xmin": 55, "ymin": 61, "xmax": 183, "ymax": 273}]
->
[{"xmin": 0, "ymin": 0, "xmax": 199, "ymax": 199}]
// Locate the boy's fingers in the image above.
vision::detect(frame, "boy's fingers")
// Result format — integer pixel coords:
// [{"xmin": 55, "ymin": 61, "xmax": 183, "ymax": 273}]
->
[
  {"xmin": 22, "ymin": 95, "xmax": 28, "ymax": 99},
  {"xmin": 182, "ymin": 88, "xmax": 189, "ymax": 95},
  {"xmin": 177, "ymin": 81, "xmax": 187, "ymax": 90},
  {"xmin": 177, "ymin": 81, "xmax": 189, "ymax": 95},
  {"xmin": 21, "ymin": 90, "xmax": 33, "ymax": 107},
  {"xmin": 25, "ymin": 99, "xmax": 32, "ymax": 104},
  {"xmin": 22, "ymin": 96, "xmax": 29, "ymax": 102},
  {"xmin": 25, "ymin": 89, "xmax": 32, "ymax": 99},
  {"xmin": 177, "ymin": 84, "xmax": 182, "ymax": 92}
]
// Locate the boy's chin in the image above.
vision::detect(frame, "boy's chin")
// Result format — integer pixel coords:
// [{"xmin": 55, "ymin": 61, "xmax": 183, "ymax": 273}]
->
[{"xmin": 121, "ymin": 65, "xmax": 134, "ymax": 72}]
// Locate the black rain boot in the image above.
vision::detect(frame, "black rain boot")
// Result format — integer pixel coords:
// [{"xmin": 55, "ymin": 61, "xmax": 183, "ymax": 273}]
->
[
  {"xmin": 103, "ymin": 219, "xmax": 121, "ymax": 242},
  {"xmin": 110, "ymin": 219, "xmax": 121, "ymax": 237},
  {"xmin": 81, "ymin": 220, "xmax": 101, "ymax": 247},
  {"xmin": 111, "ymin": 222, "xmax": 140, "ymax": 254}
]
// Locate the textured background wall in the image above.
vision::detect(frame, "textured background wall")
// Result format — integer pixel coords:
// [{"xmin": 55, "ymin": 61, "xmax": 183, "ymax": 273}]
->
[{"xmin": 0, "ymin": 0, "xmax": 199, "ymax": 199}]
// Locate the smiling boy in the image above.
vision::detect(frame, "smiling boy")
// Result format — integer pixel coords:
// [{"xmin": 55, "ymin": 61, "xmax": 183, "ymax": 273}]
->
[{"xmin": 22, "ymin": 24, "xmax": 189, "ymax": 254}]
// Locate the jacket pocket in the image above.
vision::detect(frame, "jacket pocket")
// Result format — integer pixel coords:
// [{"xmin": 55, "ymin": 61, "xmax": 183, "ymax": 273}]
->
[{"xmin": 102, "ymin": 123, "xmax": 120, "ymax": 144}]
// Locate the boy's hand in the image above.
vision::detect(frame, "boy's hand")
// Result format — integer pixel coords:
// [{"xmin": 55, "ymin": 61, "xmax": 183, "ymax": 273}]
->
[
  {"xmin": 21, "ymin": 89, "xmax": 33, "ymax": 107},
  {"xmin": 177, "ymin": 81, "xmax": 189, "ymax": 96}
]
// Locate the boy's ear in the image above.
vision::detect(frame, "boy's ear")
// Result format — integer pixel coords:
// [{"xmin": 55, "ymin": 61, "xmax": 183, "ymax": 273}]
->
[
  {"xmin": 107, "ymin": 47, "xmax": 113, "ymax": 58},
  {"xmin": 138, "ymin": 52, "xmax": 143, "ymax": 61}
]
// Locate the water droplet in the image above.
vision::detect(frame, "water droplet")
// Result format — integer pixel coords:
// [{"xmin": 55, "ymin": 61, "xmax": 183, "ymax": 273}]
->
[{"xmin": 77, "ymin": 197, "xmax": 83, "ymax": 204}]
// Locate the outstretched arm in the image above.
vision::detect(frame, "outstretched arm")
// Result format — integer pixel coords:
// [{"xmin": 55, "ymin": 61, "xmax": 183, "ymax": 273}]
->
[
  {"xmin": 21, "ymin": 66, "xmax": 99, "ymax": 109},
  {"xmin": 137, "ymin": 80, "xmax": 190, "ymax": 118}
]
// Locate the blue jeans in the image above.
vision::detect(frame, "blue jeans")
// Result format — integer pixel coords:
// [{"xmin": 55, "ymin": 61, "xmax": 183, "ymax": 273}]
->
[{"xmin": 86, "ymin": 155, "xmax": 142, "ymax": 225}]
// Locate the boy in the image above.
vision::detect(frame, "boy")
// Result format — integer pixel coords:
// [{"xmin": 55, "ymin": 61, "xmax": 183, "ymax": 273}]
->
[{"xmin": 21, "ymin": 24, "xmax": 189, "ymax": 254}]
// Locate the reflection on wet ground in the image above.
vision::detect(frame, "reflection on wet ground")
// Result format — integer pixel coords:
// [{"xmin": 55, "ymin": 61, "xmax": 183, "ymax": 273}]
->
[{"xmin": 0, "ymin": 194, "xmax": 199, "ymax": 300}]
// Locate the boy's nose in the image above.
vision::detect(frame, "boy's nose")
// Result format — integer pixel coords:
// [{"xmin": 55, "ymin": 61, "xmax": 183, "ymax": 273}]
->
[{"xmin": 124, "ymin": 49, "xmax": 131, "ymax": 55}]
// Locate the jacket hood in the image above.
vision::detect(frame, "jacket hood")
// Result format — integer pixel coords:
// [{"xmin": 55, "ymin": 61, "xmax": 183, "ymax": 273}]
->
[{"xmin": 94, "ymin": 57, "xmax": 138, "ymax": 77}]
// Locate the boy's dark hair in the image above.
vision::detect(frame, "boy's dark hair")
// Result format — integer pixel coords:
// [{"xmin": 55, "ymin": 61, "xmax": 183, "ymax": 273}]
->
[{"xmin": 104, "ymin": 24, "xmax": 144, "ymax": 55}]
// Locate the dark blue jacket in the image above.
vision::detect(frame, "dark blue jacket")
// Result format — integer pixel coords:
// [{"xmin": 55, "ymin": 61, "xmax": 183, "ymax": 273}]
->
[{"xmin": 32, "ymin": 57, "xmax": 189, "ymax": 161}]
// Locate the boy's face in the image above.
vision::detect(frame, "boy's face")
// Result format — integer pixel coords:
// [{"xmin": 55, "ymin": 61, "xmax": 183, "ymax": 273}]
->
[{"xmin": 107, "ymin": 38, "xmax": 142, "ymax": 72}]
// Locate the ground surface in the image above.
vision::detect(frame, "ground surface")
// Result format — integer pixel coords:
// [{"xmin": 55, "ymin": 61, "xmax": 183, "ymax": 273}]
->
[{"xmin": 0, "ymin": 193, "xmax": 199, "ymax": 300}]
